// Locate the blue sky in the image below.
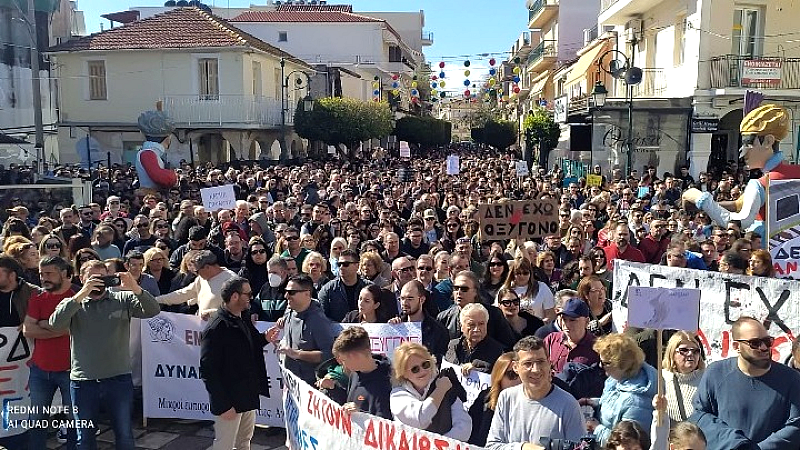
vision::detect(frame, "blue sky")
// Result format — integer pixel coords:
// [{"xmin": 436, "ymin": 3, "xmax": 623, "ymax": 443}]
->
[{"xmin": 78, "ymin": 0, "xmax": 530, "ymax": 91}]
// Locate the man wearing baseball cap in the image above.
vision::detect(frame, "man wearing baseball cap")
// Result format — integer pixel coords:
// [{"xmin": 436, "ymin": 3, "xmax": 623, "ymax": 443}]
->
[{"xmin": 543, "ymin": 298, "xmax": 600, "ymax": 373}]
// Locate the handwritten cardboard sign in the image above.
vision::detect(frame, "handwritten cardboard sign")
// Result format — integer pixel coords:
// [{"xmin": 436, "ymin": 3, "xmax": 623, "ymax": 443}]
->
[
  {"xmin": 200, "ymin": 184, "xmax": 236, "ymax": 212},
  {"xmin": 515, "ymin": 161, "xmax": 529, "ymax": 177},
  {"xmin": 441, "ymin": 360, "xmax": 491, "ymax": 409},
  {"xmin": 587, "ymin": 174, "xmax": 602, "ymax": 187},
  {"xmin": 627, "ymin": 286, "xmax": 701, "ymax": 331},
  {"xmin": 477, "ymin": 200, "xmax": 559, "ymax": 240}
]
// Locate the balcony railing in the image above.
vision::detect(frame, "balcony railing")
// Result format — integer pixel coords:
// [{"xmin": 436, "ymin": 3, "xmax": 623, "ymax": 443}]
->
[
  {"xmin": 600, "ymin": 0, "xmax": 621, "ymax": 12},
  {"xmin": 528, "ymin": 0, "xmax": 558, "ymax": 26},
  {"xmin": 618, "ymin": 68, "xmax": 668, "ymax": 97},
  {"xmin": 710, "ymin": 54, "xmax": 800, "ymax": 89},
  {"xmin": 528, "ymin": 40, "xmax": 557, "ymax": 66},
  {"xmin": 421, "ymin": 31, "xmax": 433, "ymax": 45},
  {"xmin": 163, "ymin": 95, "xmax": 283, "ymax": 127}
]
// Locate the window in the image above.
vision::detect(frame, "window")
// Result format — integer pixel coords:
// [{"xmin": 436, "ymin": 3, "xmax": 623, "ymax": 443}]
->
[
  {"xmin": 278, "ymin": 31, "xmax": 288, "ymax": 42},
  {"xmin": 732, "ymin": 8, "xmax": 762, "ymax": 57},
  {"xmin": 674, "ymin": 15, "xmax": 687, "ymax": 66},
  {"xmin": 252, "ymin": 61, "xmax": 262, "ymax": 97},
  {"xmin": 87, "ymin": 60, "xmax": 107, "ymax": 100},
  {"xmin": 388, "ymin": 46, "xmax": 402, "ymax": 63},
  {"xmin": 198, "ymin": 58, "xmax": 219, "ymax": 100}
]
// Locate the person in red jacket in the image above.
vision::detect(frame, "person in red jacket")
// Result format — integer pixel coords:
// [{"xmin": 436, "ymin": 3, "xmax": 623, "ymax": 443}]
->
[
  {"xmin": 135, "ymin": 109, "xmax": 178, "ymax": 194},
  {"xmin": 603, "ymin": 223, "xmax": 645, "ymax": 270}
]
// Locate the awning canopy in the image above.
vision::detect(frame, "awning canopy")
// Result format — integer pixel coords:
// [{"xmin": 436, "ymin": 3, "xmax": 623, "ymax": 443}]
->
[
  {"xmin": 529, "ymin": 71, "xmax": 551, "ymax": 97},
  {"xmin": 565, "ymin": 41, "xmax": 611, "ymax": 88},
  {"xmin": 0, "ymin": 133, "xmax": 29, "ymax": 145}
]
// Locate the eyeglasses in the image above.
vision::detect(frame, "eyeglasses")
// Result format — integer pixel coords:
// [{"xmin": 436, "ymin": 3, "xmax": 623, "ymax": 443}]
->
[
  {"xmin": 591, "ymin": 254, "xmax": 605, "ymax": 260},
  {"xmin": 499, "ymin": 298, "xmax": 520, "ymax": 307},
  {"xmin": 45, "ymin": 243, "xmax": 61, "ymax": 250},
  {"xmin": 285, "ymin": 289, "xmax": 310, "ymax": 296},
  {"xmin": 251, "ymin": 249, "xmax": 267, "ymax": 255},
  {"xmin": 398, "ymin": 266, "xmax": 415, "ymax": 273},
  {"xmin": 156, "ymin": 224, "xmax": 169, "ymax": 229},
  {"xmin": 735, "ymin": 336, "xmax": 774, "ymax": 350},
  {"xmin": 338, "ymin": 261, "xmax": 356, "ymax": 267},
  {"xmin": 676, "ymin": 347, "xmax": 701, "ymax": 356},
  {"xmin": 504, "ymin": 371, "xmax": 519, "ymax": 381},
  {"xmin": 453, "ymin": 285, "xmax": 471, "ymax": 292},
  {"xmin": 417, "ymin": 266, "xmax": 433, "ymax": 272},
  {"xmin": 408, "ymin": 360, "xmax": 432, "ymax": 374},
  {"xmin": 137, "ymin": 223, "xmax": 150, "ymax": 228},
  {"xmin": 150, "ymin": 257, "xmax": 166, "ymax": 262},
  {"xmin": 285, "ymin": 236, "xmax": 299, "ymax": 241},
  {"xmin": 488, "ymin": 261, "xmax": 505, "ymax": 268}
]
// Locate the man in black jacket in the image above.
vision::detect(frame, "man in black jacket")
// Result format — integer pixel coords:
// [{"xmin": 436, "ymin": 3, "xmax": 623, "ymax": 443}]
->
[
  {"xmin": 334, "ymin": 326, "xmax": 393, "ymax": 419},
  {"xmin": 200, "ymin": 276, "xmax": 269, "ymax": 450},
  {"xmin": 392, "ymin": 280, "xmax": 449, "ymax": 364}
]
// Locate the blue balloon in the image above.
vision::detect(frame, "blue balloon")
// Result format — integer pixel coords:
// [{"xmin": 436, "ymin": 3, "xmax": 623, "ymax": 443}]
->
[
  {"xmin": 411, "ymin": 89, "xmax": 419, "ymax": 96},
  {"xmin": 431, "ymin": 82, "xmax": 437, "ymax": 88},
  {"xmin": 373, "ymin": 90, "xmax": 380, "ymax": 96},
  {"xmin": 489, "ymin": 68, "xmax": 497, "ymax": 76},
  {"xmin": 439, "ymin": 71, "xmax": 446, "ymax": 78},
  {"xmin": 392, "ymin": 82, "xmax": 399, "ymax": 89},
  {"xmin": 463, "ymin": 79, "xmax": 470, "ymax": 86},
  {"xmin": 513, "ymin": 76, "xmax": 520, "ymax": 83}
]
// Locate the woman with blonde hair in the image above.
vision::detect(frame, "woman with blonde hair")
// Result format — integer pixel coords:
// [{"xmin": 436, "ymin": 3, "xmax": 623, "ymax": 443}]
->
[
  {"xmin": 302, "ymin": 251, "xmax": 331, "ymax": 293},
  {"xmin": 500, "ymin": 258, "xmax": 555, "ymax": 322},
  {"xmin": 7, "ymin": 240, "xmax": 39, "ymax": 285},
  {"xmin": 660, "ymin": 331, "xmax": 705, "ymax": 425},
  {"xmin": 389, "ymin": 342, "xmax": 471, "ymax": 440},
  {"xmin": 467, "ymin": 352, "xmax": 521, "ymax": 446},
  {"xmin": 144, "ymin": 247, "xmax": 175, "ymax": 296},
  {"xmin": 359, "ymin": 251, "xmax": 390, "ymax": 288}
]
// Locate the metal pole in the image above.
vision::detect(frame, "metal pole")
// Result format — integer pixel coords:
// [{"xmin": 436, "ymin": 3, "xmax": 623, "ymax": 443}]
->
[
  {"xmin": 189, "ymin": 137, "xmax": 195, "ymax": 167},
  {"xmin": 280, "ymin": 58, "xmax": 286, "ymax": 163},
  {"xmin": 627, "ymin": 84, "xmax": 633, "ymax": 176},
  {"xmin": 27, "ymin": 0, "xmax": 44, "ymax": 174}
]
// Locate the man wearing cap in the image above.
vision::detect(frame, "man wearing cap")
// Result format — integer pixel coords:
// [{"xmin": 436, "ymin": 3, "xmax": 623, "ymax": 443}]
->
[
  {"xmin": 421, "ymin": 209, "xmax": 442, "ymax": 244},
  {"xmin": 684, "ymin": 104, "xmax": 799, "ymax": 239},
  {"xmin": 100, "ymin": 196, "xmax": 127, "ymax": 221},
  {"xmin": 135, "ymin": 109, "xmax": 178, "ymax": 193},
  {"xmin": 158, "ymin": 250, "xmax": 237, "ymax": 319},
  {"xmin": 542, "ymin": 298, "xmax": 599, "ymax": 374}
]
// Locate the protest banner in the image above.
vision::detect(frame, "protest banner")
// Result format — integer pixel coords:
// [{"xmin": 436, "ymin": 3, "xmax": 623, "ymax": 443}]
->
[
  {"xmin": 627, "ymin": 286, "xmax": 701, "ymax": 331},
  {"xmin": 351, "ymin": 322, "xmax": 422, "ymax": 362},
  {"xmin": 586, "ymin": 174, "xmax": 602, "ymax": 187},
  {"xmin": 281, "ymin": 364, "xmax": 483, "ymax": 450},
  {"xmin": 637, "ymin": 186, "xmax": 649, "ymax": 199},
  {"xmin": 441, "ymin": 360, "xmax": 491, "ymax": 409},
  {"xmin": 141, "ymin": 313, "xmax": 285, "ymax": 427},
  {"xmin": 200, "ymin": 185, "xmax": 236, "ymax": 212},
  {"xmin": 0, "ymin": 328, "xmax": 33, "ymax": 437},
  {"xmin": 515, "ymin": 161, "xmax": 529, "ymax": 177},
  {"xmin": 477, "ymin": 200, "xmax": 559, "ymax": 240},
  {"xmin": 400, "ymin": 141, "xmax": 411, "ymax": 158},
  {"xmin": 447, "ymin": 155, "xmax": 460, "ymax": 175},
  {"xmin": 613, "ymin": 260, "xmax": 800, "ymax": 362},
  {"xmin": 767, "ymin": 178, "xmax": 800, "ymax": 278}
]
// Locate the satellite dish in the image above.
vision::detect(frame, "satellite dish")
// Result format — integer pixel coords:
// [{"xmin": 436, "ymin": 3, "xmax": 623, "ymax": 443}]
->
[
  {"xmin": 625, "ymin": 67, "xmax": 643, "ymax": 85},
  {"xmin": 75, "ymin": 137, "xmax": 103, "ymax": 169}
]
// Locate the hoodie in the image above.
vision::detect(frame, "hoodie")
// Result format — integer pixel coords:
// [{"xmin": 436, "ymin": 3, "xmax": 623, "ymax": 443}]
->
[
  {"xmin": 346, "ymin": 354, "xmax": 393, "ymax": 419},
  {"xmin": 594, "ymin": 363, "xmax": 658, "ymax": 446},
  {"xmin": 248, "ymin": 212, "xmax": 276, "ymax": 243}
]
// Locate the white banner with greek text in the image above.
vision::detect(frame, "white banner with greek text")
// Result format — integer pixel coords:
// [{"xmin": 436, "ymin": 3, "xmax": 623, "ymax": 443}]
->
[
  {"xmin": 281, "ymin": 363, "xmax": 483, "ymax": 450},
  {"xmin": 345, "ymin": 322, "xmax": 422, "ymax": 362},
  {"xmin": 0, "ymin": 328, "xmax": 33, "ymax": 437},
  {"xmin": 440, "ymin": 360, "xmax": 490, "ymax": 409},
  {"xmin": 612, "ymin": 260, "xmax": 800, "ymax": 362}
]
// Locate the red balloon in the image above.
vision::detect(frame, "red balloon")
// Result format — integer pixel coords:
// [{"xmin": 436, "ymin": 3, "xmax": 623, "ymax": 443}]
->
[
  {"xmin": 464, "ymin": 90, "xmax": 471, "ymax": 97},
  {"xmin": 411, "ymin": 97, "xmax": 419, "ymax": 103},
  {"xmin": 514, "ymin": 87, "xmax": 521, "ymax": 94},
  {"xmin": 439, "ymin": 61, "xmax": 445, "ymax": 68},
  {"xmin": 489, "ymin": 58, "xmax": 496, "ymax": 66},
  {"xmin": 391, "ymin": 74, "xmax": 399, "ymax": 81},
  {"xmin": 431, "ymin": 75, "xmax": 437, "ymax": 80}
]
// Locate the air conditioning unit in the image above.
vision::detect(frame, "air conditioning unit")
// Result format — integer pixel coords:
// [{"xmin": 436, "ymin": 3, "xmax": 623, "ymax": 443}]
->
[{"xmin": 625, "ymin": 18, "xmax": 642, "ymax": 41}]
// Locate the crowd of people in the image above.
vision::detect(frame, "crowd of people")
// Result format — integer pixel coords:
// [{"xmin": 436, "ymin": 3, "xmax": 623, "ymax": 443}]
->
[{"xmin": 2, "ymin": 147, "xmax": 799, "ymax": 450}]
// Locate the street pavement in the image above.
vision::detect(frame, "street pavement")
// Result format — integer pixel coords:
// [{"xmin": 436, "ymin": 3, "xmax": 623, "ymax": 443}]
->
[{"xmin": 42, "ymin": 419, "xmax": 288, "ymax": 450}]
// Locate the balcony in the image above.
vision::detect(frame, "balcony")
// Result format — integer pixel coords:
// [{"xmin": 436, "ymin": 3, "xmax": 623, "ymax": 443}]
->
[
  {"xmin": 527, "ymin": 40, "xmax": 557, "ymax": 72},
  {"xmin": 511, "ymin": 31, "xmax": 533, "ymax": 60},
  {"xmin": 710, "ymin": 55, "xmax": 800, "ymax": 90},
  {"xmin": 163, "ymin": 95, "xmax": 283, "ymax": 128},
  {"xmin": 618, "ymin": 68, "xmax": 668, "ymax": 97},
  {"xmin": 528, "ymin": 0, "xmax": 559, "ymax": 29},
  {"xmin": 599, "ymin": 0, "xmax": 664, "ymax": 26},
  {"xmin": 421, "ymin": 31, "xmax": 433, "ymax": 46}
]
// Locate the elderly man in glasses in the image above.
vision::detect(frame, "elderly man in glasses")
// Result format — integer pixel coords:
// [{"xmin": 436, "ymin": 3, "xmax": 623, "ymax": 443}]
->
[{"xmin": 691, "ymin": 317, "xmax": 800, "ymax": 450}]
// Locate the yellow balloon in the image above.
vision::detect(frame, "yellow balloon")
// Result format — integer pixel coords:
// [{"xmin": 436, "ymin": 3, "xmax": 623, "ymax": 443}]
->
[
  {"xmin": 439, "ymin": 81, "xmax": 446, "ymax": 88},
  {"xmin": 372, "ymin": 81, "xmax": 380, "ymax": 88},
  {"xmin": 431, "ymin": 89, "xmax": 438, "ymax": 95},
  {"xmin": 392, "ymin": 89, "xmax": 400, "ymax": 95},
  {"xmin": 464, "ymin": 70, "xmax": 470, "ymax": 77},
  {"xmin": 488, "ymin": 78, "xmax": 496, "ymax": 86},
  {"xmin": 411, "ymin": 81, "xmax": 418, "ymax": 88}
]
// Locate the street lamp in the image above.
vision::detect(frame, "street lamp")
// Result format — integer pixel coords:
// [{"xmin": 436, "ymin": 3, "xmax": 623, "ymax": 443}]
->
[
  {"xmin": 280, "ymin": 58, "xmax": 314, "ymax": 162},
  {"xmin": 594, "ymin": 49, "xmax": 642, "ymax": 176}
]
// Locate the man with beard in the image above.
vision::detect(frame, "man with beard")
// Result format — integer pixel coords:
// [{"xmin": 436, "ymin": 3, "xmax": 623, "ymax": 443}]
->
[
  {"xmin": 638, "ymin": 220, "xmax": 669, "ymax": 264},
  {"xmin": 23, "ymin": 257, "xmax": 77, "ymax": 449},
  {"xmin": 602, "ymin": 223, "xmax": 644, "ymax": 270},
  {"xmin": 390, "ymin": 280, "xmax": 448, "ymax": 363},
  {"xmin": 691, "ymin": 317, "xmax": 800, "ymax": 450}
]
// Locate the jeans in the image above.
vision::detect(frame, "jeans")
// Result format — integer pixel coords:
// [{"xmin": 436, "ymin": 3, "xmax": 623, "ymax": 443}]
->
[
  {"xmin": 29, "ymin": 364, "xmax": 77, "ymax": 450},
  {"xmin": 71, "ymin": 374, "xmax": 134, "ymax": 450}
]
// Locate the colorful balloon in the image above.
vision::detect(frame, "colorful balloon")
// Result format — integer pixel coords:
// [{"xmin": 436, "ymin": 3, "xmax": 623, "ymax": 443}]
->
[
  {"xmin": 514, "ymin": 57, "xmax": 521, "ymax": 64},
  {"xmin": 392, "ymin": 74, "xmax": 399, "ymax": 81},
  {"xmin": 464, "ymin": 70, "xmax": 470, "ymax": 77},
  {"xmin": 464, "ymin": 60, "xmax": 471, "ymax": 67},
  {"xmin": 489, "ymin": 68, "xmax": 497, "ymax": 76},
  {"xmin": 463, "ymin": 79, "xmax": 470, "ymax": 86},
  {"xmin": 392, "ymin": 89, "xmax": 399, "ymax": 95},
  {"xmin": 373, "ymin": 75, "xmax": 380, "ymax": 81},
  {"xmin": 439, "ymin": 81, "xmax": 446, "ymax": 88},
  {"xmin": 411, "ymin": 89, "xmax": 419, "ymax": 96},
  {"xmin": 489, "ymin": 78, "xmax": 496, "ymax": 86},
  {"xmin": 489, "ymin": 58, "xmax": 496, "ymax": 66},
  {"xmin": 373, "ymin": 89, "xmax": 380, "ymax": 96},
  {"xmin": 513, "ymin": 76, "xmax": 520, "ymax": 83},
  {"xmin": 440, "ymin": 91, "xmax": 446, "ymax": 98},
  {"xmin": 439, "ymin": 61, "xmax": 445, "ymax": 68},
  {"xmin": 513, "ymin": 67, "xmax": 521, "ymax": 75},
  {"xmin": 392, "ymin": 82, "xmax": 399, "ymax": 89},
  {"xmin": 411, "ymin": 81, "xmax": 418, "ymax": 88},
  {"xmin": 514, "ymin": 86, "xmax": 521, "ymax": 94},
  {"xmin": 431, "ymin": 75, "xmax": 438, "ymax": 80},
  {"xmin": 439, "ymin": 71, "xmax": 446, "ymax": 78},
  {"xmin": 431, "ymin": 89, "xmax": 438, "ymax": 95},
  {"xmin": 372, "ymin": 81, "xmax": 380, "ymax": 88},
  {"xmin": 431, "ymin": 82, "xmax": 438, "ymax": 88},
  {"xmin": 464, "ymin": 89, "xmax": 471, "ymax": 96}
]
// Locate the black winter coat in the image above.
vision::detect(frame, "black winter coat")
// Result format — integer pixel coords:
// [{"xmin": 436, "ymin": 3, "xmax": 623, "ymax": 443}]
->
[{"xmin": 200, "ymin": 307, "xmax": 269, "ymax": 415}]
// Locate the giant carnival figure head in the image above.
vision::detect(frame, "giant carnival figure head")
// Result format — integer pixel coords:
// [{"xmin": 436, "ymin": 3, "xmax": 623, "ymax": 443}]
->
[
  {"xmin": 739, "ymin": 104, "xmax": 789, "ymax": 170},
  {"xmin": 137, "ymin": 109, "xmax": 175, "ymax": 149}
]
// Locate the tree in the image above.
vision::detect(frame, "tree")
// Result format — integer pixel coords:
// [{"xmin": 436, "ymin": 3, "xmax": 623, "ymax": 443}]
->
[
  {"xmin": 483, "ymin": 119, "xmax": 517, "ymax": 152},
  {"xmin": 395, "ymin": 116, "xmax": 451, "ymax": 148},
  {"xmin": 294, "ymin": 97, "xmax": 393, "ymax": 159},
  {"xmin": 523, "ymin": 108, "xmax": 560, "ymax": 168}
]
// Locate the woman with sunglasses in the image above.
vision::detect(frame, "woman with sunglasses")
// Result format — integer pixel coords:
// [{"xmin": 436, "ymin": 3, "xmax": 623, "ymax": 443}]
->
[
  {"xmin": 496, "ymin": 287, "xmax": 544, "ymax": 341},
  {"xmin": 653, "ymin": 332, "xmax": 705, "ymax": 428},
  {"xmin": 151, "ymin": 219, "xmax": 177, "ymax": 253},
  {"xmin": 144, "ymin": 247, "xmax": 175, "ymax": 297},
  {"xmin": 590, "ymin": 247, "xmax": 613, "ymax": 287},
  {"xmin": 481, "ymin": 251, "xmax": 510, "ymax": 299},
  {"xmin": 440, "ymin": 219, "xmax": 464, "ymax": 253},
  {"xmin": 71, "ymin": 248, "xmax": 101, "ymax": 288},
  {"xmin": 502, "ymin": 258, "xmax": 555, "ymax": 322},
  {"xmin": 390, "ymin": 342, "xmax": 472, "ymax": 440},
  {"xmin": 38, "ymin": 234, "xmax": 68, "ymax": 259},
  {"xmin": 467, "ymin": 352, "xmax": 520, "ymax": 446},
  {"xmin": 239, "ymin": 237, "xmax": 270, "ymax": 294}
]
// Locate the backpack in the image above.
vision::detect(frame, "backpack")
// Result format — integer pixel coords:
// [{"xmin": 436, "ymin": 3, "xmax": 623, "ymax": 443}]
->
[{"xmin": 555, "ymin": 362, "xmax": 607, "ymax": 400}]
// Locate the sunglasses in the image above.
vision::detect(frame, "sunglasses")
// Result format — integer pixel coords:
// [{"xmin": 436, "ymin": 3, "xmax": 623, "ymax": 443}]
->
[
  {"xmin": 504, "ymin": 371, "xmax": 519, "ymax": 381},
  {"xmin": 488, "ymin": 261, "xmax": 505, "ymax": 268},
  {"xmin": 453, "ymin": 285, "xmax": 471, "ymax": 293},
  {"xmin": 45, "ymin": 243, "xmax": 61, "ymax": 250},
  {"xmin": 157, "ymin": 224, "xmax": 169, "ymax": 229},
  {"xmin": 251, "ymin": 249, "xmax": 267, "ymax": 255},
  {"xmin": 417, "ymin": 266, "xmax": 433, "ymax": 272},
  {"xmin": 285, "ymin": 289, "xmax": 310, "ymax": 296},
  {"xmin": 515, "ymin": 271, "xmax": 530, "ymax": 276},
  {"xmin": 409, "ymin": 360, "xmax": 432, "ymax": 374},
  {"xmin": 137, "ymin": 223, "xmax": 150, "ymax": 228},
  {"xmin": 338, "ymin": 261, "xmax": 356, "ymax": 267},
  {"xmin": 735, "ymin": 336, "xmax": 774, "ymax": 350},
  {"xmin": 78, "ymin": 256, "xmax": 96, "ymax": 263},
  {"xmin": 285, "ymin": 236, "xmax": 299, "ymax": 241},
  {"xmin": 500, "ymin": 299, "xmax": 520, "ymax": 307},
  {"xmin": 398, "ymin": 266, "xmax": 415, "ymax": 273},
  {"xmin": 676, "ymin": 347, "xmax": 701, "ymax": 356}
]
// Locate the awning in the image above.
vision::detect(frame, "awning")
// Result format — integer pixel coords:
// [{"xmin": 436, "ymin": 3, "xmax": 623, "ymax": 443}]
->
[
  {"xmin": 0, "ymin": 133, "xmax": 29, "ymax": 145},
  {"xmin": 529, "ymin": 71, "xmax": 551, "ymax": 97},
  {"xmin": 564, "ymin": 41, "xmax": 611, "ymax": 87}
]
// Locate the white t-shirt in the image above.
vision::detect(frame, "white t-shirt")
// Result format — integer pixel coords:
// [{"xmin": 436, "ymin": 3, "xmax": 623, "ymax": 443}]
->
[{"xmin": 515, "ymin": 282, "xmax": 555, "ymax": 319}]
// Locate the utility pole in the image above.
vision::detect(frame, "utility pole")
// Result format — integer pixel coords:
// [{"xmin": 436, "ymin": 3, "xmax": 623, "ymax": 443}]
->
[{"xmin": 27, "ymin": 0, "xmax": 44, "ymax": 174}]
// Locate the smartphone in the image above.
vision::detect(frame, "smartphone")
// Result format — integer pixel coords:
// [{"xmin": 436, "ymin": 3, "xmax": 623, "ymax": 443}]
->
[{"xmin": 100, "ymin": 275, "xmax": 121, "ymax": 288}]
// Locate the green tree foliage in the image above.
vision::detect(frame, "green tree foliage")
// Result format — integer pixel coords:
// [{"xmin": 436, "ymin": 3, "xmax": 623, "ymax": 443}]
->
[
  {"xmin": 294, "ymin": 97, "xmax": 393, "ymax": 158},
  {"xmin": 476, "ymin": 119, "xmax": 517, "ymax": 151},
  {"xmin": 471, "ymin": 127, "xmax": 485, "ymax": 144},
  {"xmin": 523, "ymin": 108, "xmax": 560, "ymax": 166},
  {"xmin": 395, "ymin": 116, "xmax": 451, "ymax": 148}
]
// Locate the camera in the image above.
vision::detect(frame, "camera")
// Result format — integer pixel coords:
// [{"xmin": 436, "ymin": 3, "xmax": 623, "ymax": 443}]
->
[
  {"xmin": 540, "ymin": 436, "xmax": 596, "ymax": 450},
  {"xmin": 100, "ymin": 275, "xmax": 121, "ymax": 287}
]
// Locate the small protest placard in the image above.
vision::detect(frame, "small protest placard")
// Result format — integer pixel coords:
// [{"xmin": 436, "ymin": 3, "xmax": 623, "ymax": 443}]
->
[
  {"xmin": 477, "ymin": 200, "xmax": 559, "ymax": 240},
  {"xmin": 627, "ymin": 286, "xmax": 701, "ymax": 331},
  {"xmin": 399, "ymin": 141, "xmax": 411, "ymax": 158},
  {"xmin": 200, "ymin": 185, "xmax": 236, "ymax": 211},
  {"xmin": 637, "ymin": 186, "xmax": 650, "ymax": 198},
  {"xmin": 441, "ymin": 361, "xmax": 491, "ymax": 409},
  {"xmin": 447, "ymin": 155, "xmax": 460, "ymax": 175},
  {"xmin": 587, "ymin": 174, "xmax": 602, "ymax": 187},
  {"xmin": 515, "ymin": 161, "xmax": 529, "ymax": 177}
]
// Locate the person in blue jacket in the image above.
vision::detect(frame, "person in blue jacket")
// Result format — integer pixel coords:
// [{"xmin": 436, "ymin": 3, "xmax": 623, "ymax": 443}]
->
[
  {"xmin": 585, "ymin": 333, "xmax": 657, "ymax": 446},
  {"xmin": 690, "ymin": 317, "xmax": 800, "ymax": 450}
]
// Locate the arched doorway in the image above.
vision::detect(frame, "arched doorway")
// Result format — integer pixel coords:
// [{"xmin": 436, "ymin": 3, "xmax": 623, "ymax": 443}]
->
[
  {"xmin": 248, "ymin": 141, "xmax": 261, "ymax": 160},
  {"xmin": 708, "ymin": 108, "xmax": 743, "ymax": 177},
  {"xmin": 269, "ymin": 140, "xmax": 281, "ymax": 160}
]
